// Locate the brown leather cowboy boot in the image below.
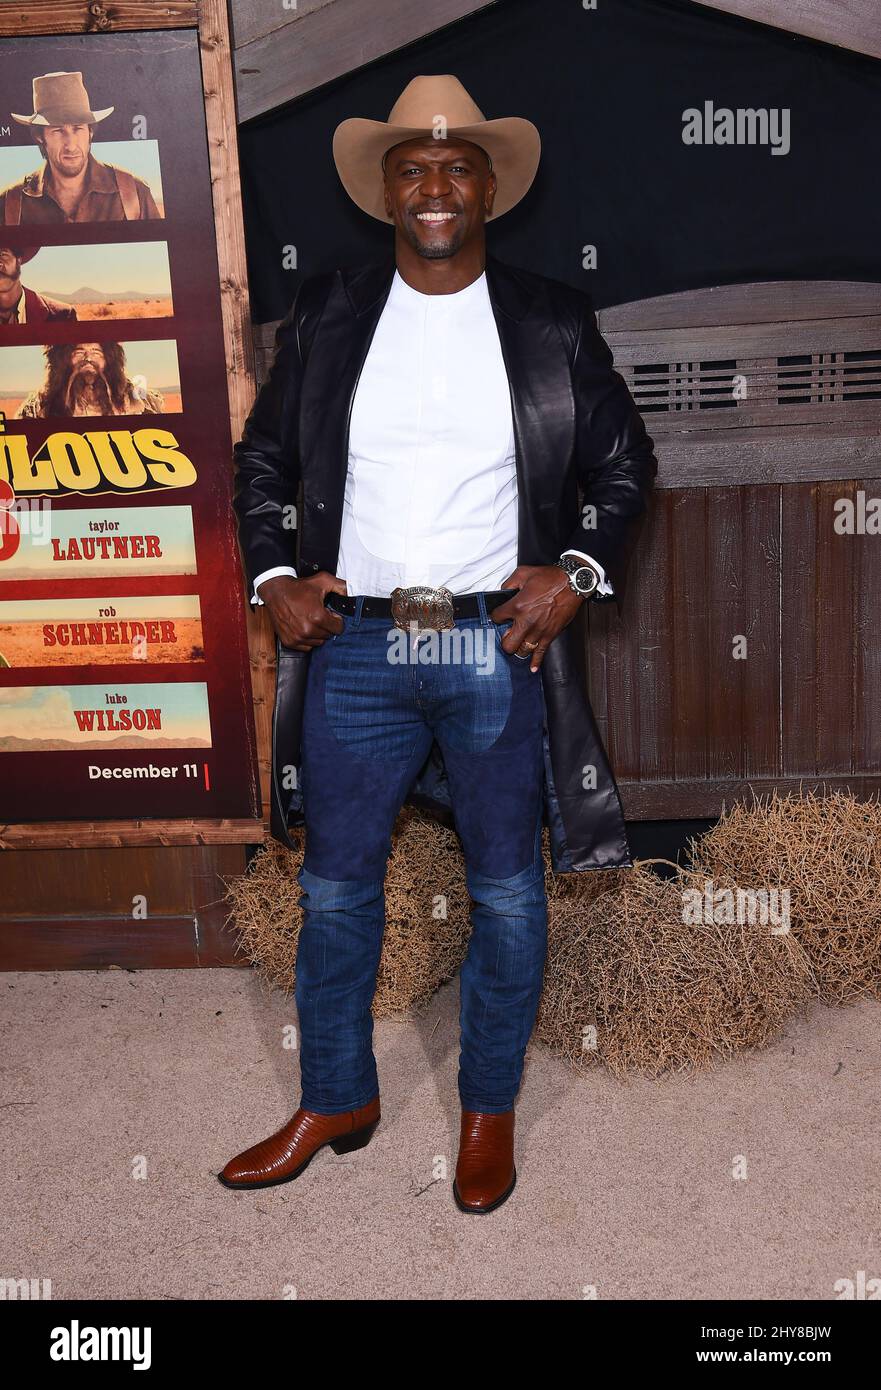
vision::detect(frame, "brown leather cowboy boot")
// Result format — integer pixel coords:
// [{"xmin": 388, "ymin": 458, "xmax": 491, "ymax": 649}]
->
[
  {"xmin": 453, "ymin": 1108, "xmax": 516, "ymax": 1213},
  {"xmin": 218, "ymin": 1097, "xmax": 380, "ymax": 1190}
]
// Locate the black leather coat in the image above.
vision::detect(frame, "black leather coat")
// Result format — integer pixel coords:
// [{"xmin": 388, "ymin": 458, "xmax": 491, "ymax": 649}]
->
[{"xmin": 233, "ymin": 254, "xmax": 657, "ymax": 871}]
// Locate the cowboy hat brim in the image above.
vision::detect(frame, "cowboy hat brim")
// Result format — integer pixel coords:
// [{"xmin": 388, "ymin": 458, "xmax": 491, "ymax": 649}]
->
[
  {"xmin": 333, "ymin": 115, "xmax": 540, "ymax": 221},
  {"xmin": 11, "ymin": 105, "xmax": 114, "ymax": 125}
]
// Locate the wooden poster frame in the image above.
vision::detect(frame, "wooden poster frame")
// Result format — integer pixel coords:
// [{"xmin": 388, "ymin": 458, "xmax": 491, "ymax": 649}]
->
[{"xmin": 0, "ymin": 0, "xmax": 270, "ymax": 853}]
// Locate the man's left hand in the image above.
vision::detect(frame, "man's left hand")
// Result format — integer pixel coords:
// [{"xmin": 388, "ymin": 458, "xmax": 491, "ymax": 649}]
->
[{"xmin": 492, "ymin": 564, "xmax": 584, "ymax": 672}]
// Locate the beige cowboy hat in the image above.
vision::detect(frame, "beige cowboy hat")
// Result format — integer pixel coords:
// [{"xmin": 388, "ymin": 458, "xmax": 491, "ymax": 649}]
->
[
  {"xmin": 333, "ymin": 74, "xmax": 540, "ymax": 221},
  {"xmin": 12, "ymin": 71, "xmax": 114, "ymax": 126}
]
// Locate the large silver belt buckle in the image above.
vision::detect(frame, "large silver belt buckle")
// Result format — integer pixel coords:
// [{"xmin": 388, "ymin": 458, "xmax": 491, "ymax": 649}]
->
[{"xmin": 390, "ymin": 585, "xmax": 455, "ymax": 634}]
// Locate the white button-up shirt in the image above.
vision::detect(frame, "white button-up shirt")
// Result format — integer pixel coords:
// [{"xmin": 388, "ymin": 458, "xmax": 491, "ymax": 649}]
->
[{"xmin": 251, "ymin": 268, "xmax": 609, "ymax": 602}]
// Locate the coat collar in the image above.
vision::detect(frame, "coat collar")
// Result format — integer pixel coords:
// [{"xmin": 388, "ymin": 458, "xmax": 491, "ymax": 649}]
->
[
  {"xmin": 339, "ymin": 252, "xmax": 536, "ymax": 323},
  {"xmin": 22, "ymin": 153, "xmax": 116, "ymax": 199}
]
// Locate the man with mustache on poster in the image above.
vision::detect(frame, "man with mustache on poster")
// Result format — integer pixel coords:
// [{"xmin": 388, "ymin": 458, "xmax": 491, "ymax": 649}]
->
[
  {"xmin": 0, "ymin": 245, "xmax": 77, "ymax": 324},
  {"xmin": 225, "ymin": 76, "xmax": 657, "ymax": 1213},
  {"xmin": 16, "ymin": 341, "xmax": 164, "ymax": 417}
]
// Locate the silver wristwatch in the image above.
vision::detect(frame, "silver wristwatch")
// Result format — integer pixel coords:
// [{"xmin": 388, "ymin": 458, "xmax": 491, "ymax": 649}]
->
[{"xmin": 556, "ymin": 553, "xmax": 600, "ymax": 598}]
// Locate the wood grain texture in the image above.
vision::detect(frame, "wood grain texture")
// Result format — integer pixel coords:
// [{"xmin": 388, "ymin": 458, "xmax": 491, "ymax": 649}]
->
[
  {"xmin": 198, "ymin": 0, "xmax": 277, "ymax": 824},
  {"xmin": 233, "ymin": 0, "xmax": 499, "ymax": 123},
  {"xmin": 691, "ymin": 0, "xmax": 881, "ymax": 61},
  {"xmin": 0, "ymin": 841, "xmax": 249, "ymax": 967},
  {"xmin": 230, "ymin": 0, "xmax": 329, "ymax": 51},
  {"xmin": 0, "ymin": 819, "xmax": 265, "ymax": 848},
  {"xmin": 0, "ymin": 0, "xmax": 197, "ymax": 35},
  {"xmin": 619, "ymin": 775, "xmax": 881, "ymax": 819},
  {"xmin": 597, "ymin": 282, "xmax": 881, "ymax": 332}
]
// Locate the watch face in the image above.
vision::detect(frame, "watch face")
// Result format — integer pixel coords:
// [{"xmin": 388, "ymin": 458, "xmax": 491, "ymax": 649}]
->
[{"xmin": 573, "ymin": 566, "xmax": 598, "ymax": 595}]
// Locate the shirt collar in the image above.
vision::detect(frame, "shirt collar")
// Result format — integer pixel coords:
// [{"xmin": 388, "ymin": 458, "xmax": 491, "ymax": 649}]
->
[
  {"xmin": 390, "ymin": 267, "xmax": 489, "ymax": 309},
  {"xmin": 23, "ymin": 153, "xmax": 115, "ymax": 200}
]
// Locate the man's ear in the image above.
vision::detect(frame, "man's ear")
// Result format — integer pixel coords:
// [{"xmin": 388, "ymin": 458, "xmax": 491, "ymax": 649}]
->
[{"xmin": 485, "ymin": 171, "xmax": 498, "ymax": 216}]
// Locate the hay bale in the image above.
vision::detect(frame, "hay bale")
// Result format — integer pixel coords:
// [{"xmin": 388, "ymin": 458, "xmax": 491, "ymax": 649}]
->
[
  {"xmin": 225, "ymin": 790, "xmax": 881, "ymax": 1079},
  {"xmin": 688, "ymin": 789, "xmax": 881, "ymax": 1004},
  {"xmin": 535, "ymin": 862, "xmax": 814, "ymax": 1079},
  {"xmin": 225, "ymin": 808, "xmax": 471, "ymax": 1017}
]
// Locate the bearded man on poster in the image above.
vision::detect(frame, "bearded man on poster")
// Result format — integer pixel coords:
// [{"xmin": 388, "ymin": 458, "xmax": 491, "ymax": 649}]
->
[{"xmin": 224, "ymin": 76, "xmax": 657, "ymax": 1213}]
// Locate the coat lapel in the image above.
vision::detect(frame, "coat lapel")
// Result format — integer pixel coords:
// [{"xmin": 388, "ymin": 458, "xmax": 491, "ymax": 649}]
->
[
  {"xmin": 298, "ymin": 257, "xmax": 396, "ymax": 504},
  {"xmin": 485, "ymin": 255, "xmax": 576, "ymax": 564}
]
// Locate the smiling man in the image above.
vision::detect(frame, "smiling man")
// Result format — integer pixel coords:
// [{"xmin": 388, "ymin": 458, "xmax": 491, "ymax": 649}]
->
[
  {"xmin": 1, "ymin": 71, "xmax": 161, "ymax": 224},
  {"xmin": 224, "ymin": 75, "xmax": 657, "ymax": 1213}
]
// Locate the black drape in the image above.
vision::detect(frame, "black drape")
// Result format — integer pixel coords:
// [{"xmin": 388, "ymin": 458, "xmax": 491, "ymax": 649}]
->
[{"xmin": 237, "ymin": 0, "xmax": 881, "ymax": 323}]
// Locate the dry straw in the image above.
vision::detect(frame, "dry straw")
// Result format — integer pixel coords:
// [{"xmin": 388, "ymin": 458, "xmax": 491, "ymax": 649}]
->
[{"xmin": 224, "ymin": 790, "xmax": 881, "ymax": 1078}]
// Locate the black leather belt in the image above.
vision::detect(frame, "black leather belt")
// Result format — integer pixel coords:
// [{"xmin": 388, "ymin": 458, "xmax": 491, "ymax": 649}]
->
[{"xmin": 326, "ymin": 588, "xmax": 517, "ymax": 620}]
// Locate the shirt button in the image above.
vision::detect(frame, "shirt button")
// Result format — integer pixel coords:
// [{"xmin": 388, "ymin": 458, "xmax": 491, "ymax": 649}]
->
[{"xmin": 316, "ymin": 501, "xmax": 325, "ymax": 510}]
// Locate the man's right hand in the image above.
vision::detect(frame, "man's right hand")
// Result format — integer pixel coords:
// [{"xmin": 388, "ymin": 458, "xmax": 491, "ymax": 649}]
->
[{"xmin": 255, "ymin": 572, "xmax": 347, "ymax": 651}]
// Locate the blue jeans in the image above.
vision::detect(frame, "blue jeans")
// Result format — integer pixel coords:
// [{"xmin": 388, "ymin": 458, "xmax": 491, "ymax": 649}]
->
[{"xmin": 295, "ymin": 595, "xmax": 548, "ymax": 1115}]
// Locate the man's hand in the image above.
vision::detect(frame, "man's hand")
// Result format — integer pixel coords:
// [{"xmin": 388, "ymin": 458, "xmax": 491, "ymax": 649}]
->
[
  {"xmin": 492, "ymin": 564, "xmax": 584, "ymax": 672},
  {"xmin": 256, "ymin": 572, "xmax": 347, "ymax": 651}
]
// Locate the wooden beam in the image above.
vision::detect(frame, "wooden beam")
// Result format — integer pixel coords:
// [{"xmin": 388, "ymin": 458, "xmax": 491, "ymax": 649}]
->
[
  {"xmin": 230, "ymin": 0, "xmax": 329, "ymax": 51},
  {"xmin": 234, "ymin": 0, "xmax": 498, "ymax": 124},
  {"xmin": 620, "ymin": 775, "xmax": 881, "ymax": 818},
  {"xmin": 0, "ymin": 0, "xmax": 197, "ymax": 35},
  {"xmin": 0, "ymin": 819, "xmax": 265, "ymax": 849},
  {"xmin": 691, "ymin": 0, "xmax": 881, "ymax": 62}
]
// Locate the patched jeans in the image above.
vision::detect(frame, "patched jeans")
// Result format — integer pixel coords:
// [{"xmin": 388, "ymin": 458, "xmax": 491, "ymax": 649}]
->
[{"xmin": 295, "ymin": 595, "xmax": 548, "ymax": 1115}]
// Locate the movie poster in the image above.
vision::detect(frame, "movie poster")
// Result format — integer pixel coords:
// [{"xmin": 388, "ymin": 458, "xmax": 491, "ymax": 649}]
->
[{"xmin": 0, "ymin": 31, "xmax": 260, "ymax": 824}]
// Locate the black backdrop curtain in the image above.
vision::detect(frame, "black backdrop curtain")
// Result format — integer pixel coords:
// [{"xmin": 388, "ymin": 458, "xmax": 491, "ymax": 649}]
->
[{"xmin": 237, "ymin": 0, "xmax": 881, "ymax": 324}]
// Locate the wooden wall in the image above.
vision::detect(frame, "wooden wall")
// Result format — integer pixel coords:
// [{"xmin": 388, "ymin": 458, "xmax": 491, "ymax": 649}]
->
[{"xmin": 593, "ymin": 279, "xmax": 881, "ymax": 815}]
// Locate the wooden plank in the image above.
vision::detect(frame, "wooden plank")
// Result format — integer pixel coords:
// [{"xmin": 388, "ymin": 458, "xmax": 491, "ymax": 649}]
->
[
  {"xmin": 598, "ymin": 281, "xmax": 881, "ymax": 332},
  {"xmin": 0, "ymin": 841, "xmax": 249, "ymax": 966},
  {"xmin": 619, "ymin": 775, "xmax": 881, "ymax": 819},
  {"xmin": 230, "ymin": 0, "xmax": 328, "ymax": 51},
  {"xmin": 781, "ymin": 483, "xmax": 820, "ymax": 774},
  {"xmin": 201, "ymin": 0, "xmax": 276, "ymax": 827},
  {"xmin": 855, "ymin": 479, "xmax": 881, "ymax": 776},
  {"xmin": 636, "ymin": 401, "xmax": 881, "ymax": 434},
  {"xmin": 234, "ymin": 0, "xmax": 499, "ymax": 123},
  {"xmin": 0, "ymin": 819, "xmax": 264, "ymax": 849},
  {"xmin": 740, "ymin": 485, "xmax": 781, "ymax": 777},
  {"xmin": 648, "ymin": 429, "xmax": 881, "ymax": 488},
  {"xmin": 0, "ymin": 916, "xmax": 247, "ymax": 969},
  {"xmin": 691, "ymin": 0, "xmax": 881, "ymax": 62},
  {"xmin": 706, "ymin": 486, "xmax": 744, "ymax": 781},
  {"xmin": 815, "ymin": 480, "xmax": 857, "ymax": 774},
  {"xmin": 671, "ymin": 489, "xmax": 710, "ymax": 780},
  {"xmin": 0, "ymin": 0, "xmax": 197, "ymax": 34},
  {"xmin": 596, "ymin": 561, "xmax": 641, "ymax": 784},
  {"xmin": 633, "ymin": 491, "xmax": 672, "ymax": 782},
  {"xmin": 605, "ymin": 316, "xmax": 881, "ymax": 361}
]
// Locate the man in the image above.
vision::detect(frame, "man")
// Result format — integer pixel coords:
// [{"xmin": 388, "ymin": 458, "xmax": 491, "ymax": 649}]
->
[
  {"xmin": 16, "ymin": 342, "xmax": 164, "ymax": 417},
  {"xmin": 223, "ymin": 76, "xmax": 657, "ymax": 1212},
  {"xmin": 0, "ymin": 245, "xmax": 77, "ymax": 325},
  {"xmin": 1, "ymin": 71, "xmax": 161, "ymax": 224}
]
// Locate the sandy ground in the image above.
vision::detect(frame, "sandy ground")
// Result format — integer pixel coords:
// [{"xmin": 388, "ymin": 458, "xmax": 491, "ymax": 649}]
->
[{"xmin": 1, "ymin": 966, "xmax": 879, "ymax": 1301}]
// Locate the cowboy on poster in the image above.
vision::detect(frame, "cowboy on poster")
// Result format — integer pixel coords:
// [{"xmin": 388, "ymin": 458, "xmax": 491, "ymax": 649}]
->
[{"xmin": 0, "ymin": 31, "xmax": 259, "ymax": 825}]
